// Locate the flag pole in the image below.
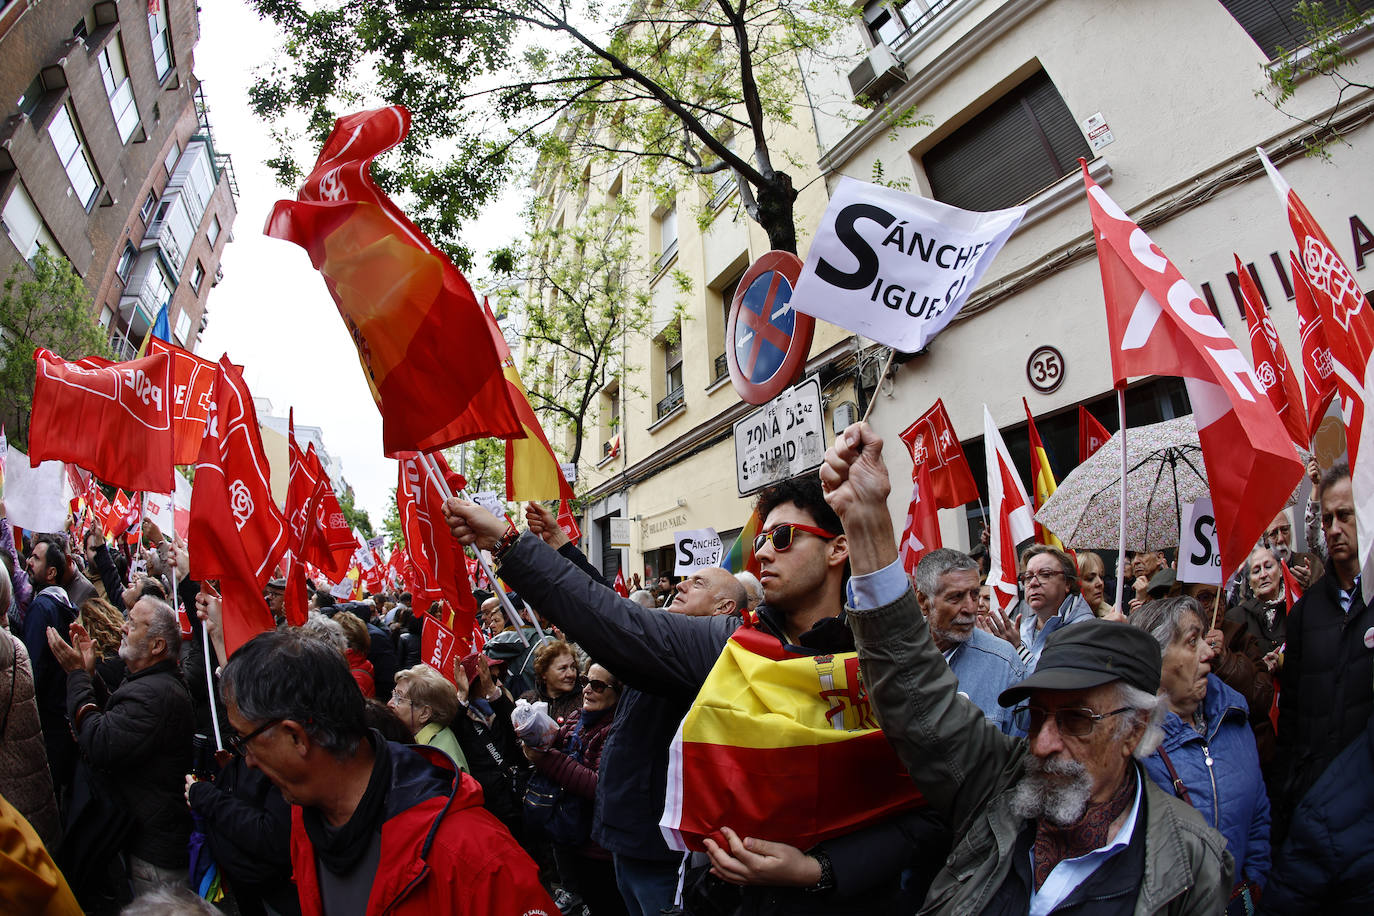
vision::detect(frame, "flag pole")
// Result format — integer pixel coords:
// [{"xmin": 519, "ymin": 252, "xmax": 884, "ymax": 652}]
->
[
  {"xmin": 170, "ymin": 533, "xmax": 225, "ymax": 754},
  {"xmin": 1115, "ymin": 386, "xmax": 1129, "ymax": 612},
  {"xmin": 417, "ymin": 451, "xmax": 540, "ymax": 647}
]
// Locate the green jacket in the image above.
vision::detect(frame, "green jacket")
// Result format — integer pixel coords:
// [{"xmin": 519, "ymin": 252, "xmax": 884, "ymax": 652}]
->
[
  {"xmin": 416, "ymin": 722, "xmax": 470, "ymax": 774},
  {"xmin": 849, "ymin": 589, "xmax": 1232, "ymax": 915}
]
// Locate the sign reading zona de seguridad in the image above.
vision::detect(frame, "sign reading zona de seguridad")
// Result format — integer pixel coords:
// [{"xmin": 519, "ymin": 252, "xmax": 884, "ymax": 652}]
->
[
  {"xmin": 790, "ymin": 177, "xmax": 1026, "ymax": 353},
  {"xmin": 734, "ymin": 377, "xmax": 825, "ymax": 495}
]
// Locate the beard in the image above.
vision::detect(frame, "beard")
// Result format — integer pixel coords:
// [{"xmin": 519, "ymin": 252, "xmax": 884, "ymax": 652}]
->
[
  {"xmin": 118, "ymin": 635, "xmax": 148, "ymax": 667},
  {"xmin": 1009, "ymin": 754, "xmax": 1095, "ymax": 827}
]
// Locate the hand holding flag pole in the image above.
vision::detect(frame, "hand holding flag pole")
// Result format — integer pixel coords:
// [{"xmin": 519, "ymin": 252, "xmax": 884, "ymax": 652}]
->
[{"xmin": 418, "ymin": 451, "xmax": 543, "ymax": 645}]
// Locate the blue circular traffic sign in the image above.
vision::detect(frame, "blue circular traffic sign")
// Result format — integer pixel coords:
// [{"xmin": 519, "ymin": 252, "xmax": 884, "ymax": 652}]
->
[{"xmin": 726, "ymin": 251, "xmax": 814, "ymax": 405}]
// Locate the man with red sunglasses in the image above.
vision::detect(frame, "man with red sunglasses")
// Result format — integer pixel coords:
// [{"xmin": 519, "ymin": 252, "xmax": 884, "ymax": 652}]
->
[{"xmin": 444, "ymin": 477, "xmax": 935, "ymax": 914}]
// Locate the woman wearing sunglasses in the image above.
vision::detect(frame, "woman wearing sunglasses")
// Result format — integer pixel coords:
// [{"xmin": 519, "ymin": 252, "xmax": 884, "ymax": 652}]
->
[{"xmin": 524, "ymin": 663, "xmax": 628, "ymax": 916}]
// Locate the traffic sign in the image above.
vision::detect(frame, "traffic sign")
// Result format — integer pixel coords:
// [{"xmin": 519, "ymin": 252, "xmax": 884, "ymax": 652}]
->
[
  {"xmin": 734, "ymin": 378, "xmax": 825, "ymax": 495},
  {"xmin": 727, "ymin": 251, "xmax": 814, "ymax": 405}
]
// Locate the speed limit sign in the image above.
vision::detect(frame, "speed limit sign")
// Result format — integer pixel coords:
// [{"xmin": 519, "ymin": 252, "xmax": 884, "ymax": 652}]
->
[{"xmin": 1026, "ymin": 345, "xmax": 1065, "ymax": 394}]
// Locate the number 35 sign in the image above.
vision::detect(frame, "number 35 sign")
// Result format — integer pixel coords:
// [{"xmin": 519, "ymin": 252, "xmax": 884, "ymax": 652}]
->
[{"xmin": 1026, "ymin": 345, "xmax": 1065, "ymax": 394}]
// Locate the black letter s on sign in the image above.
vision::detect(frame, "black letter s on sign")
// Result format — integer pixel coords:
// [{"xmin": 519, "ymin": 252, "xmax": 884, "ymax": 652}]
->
[{"xmin": 813, "ymin": 203, "xmax": 892, "ymax": 291}]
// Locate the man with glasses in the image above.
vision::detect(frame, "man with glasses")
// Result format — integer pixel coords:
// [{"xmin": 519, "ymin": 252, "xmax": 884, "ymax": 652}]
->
[
  {"xmin": 825, "ymin": 422, "xmax": 1231, "ymax": 914},
  {"xmin": 446, "ymin": 477, "xmax": 933, "ymax": 914},
  {"xmin": 218, "ymin": 628, "xmax": 554, "ymax": 916},
  {"xmin": 984, "ymin": 544, "xmax": 1095, "ymax": 670}
]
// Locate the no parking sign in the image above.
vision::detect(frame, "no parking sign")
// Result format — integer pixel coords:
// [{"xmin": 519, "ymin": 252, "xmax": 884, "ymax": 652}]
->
[{"xmin": 727, "ymin": 251, "xmax": 815, "ymax": 405}]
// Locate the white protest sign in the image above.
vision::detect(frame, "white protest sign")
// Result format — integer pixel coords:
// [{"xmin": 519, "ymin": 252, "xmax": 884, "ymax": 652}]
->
[
  {"xmin": 560, "ymin": 462, "xmax": 577, "ymax": 484},
  {"xmin": 674, "ymin": 528, "xmax": 723, "ymax": 575},
  {"xmin": 791, "ymin": 176, "xmax": 1026, "ymax": 352},
  {"xmin": 5, "ymin": 447, "xmax": 72, "ymax": 533},
  {"xmin": 330, "ymin": 578, "xmax": 355, "ymax": 599},
  {"xmin": 610, "ymin": 517, "xmax": 632, "ymax": 549},
  {"xmin": 472, "ymin": 491, "xmax": 505, "ymax": 519},
  {"xmin": 1178, "ymin": 499, "xmax": 1223, "ymax": 585}
]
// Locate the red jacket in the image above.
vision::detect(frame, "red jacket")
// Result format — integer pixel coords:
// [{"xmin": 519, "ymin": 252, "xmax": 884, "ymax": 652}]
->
[{"xmin": 292, "ymin": 741, "xmax": 555, "ymax": 916}]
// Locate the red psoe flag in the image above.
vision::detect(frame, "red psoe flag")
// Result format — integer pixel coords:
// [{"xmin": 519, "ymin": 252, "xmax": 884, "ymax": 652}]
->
[
  {"xmin": 303, "ymin": 444, "xmax": 355, "ymax": 580},
  {"xmin": 984, "ymin": 406, "xmax": 1034, "ymax": 611},
  {"xmin": 898, "ymin": 399, "xmax": 979, "ymax": 509},
  {"xmin": 265, "ymin": 107, "xmax": 522, "ymax": 455},
  {"xmin": 1086, "ymin": 161, "xmax": 1303, "ymax": 579},
  {"xmin": 397, "ymin": 453, "xmax": 477, "ymax": 633},
  {"xmin": 613, "ymin": 568, "xmax": 630, "ymax": 598},
  {"xmin": 145, "ymin": 338, "xmax": 216, "ymax": 465},
  {"xmin": 557, "ymin": 499, "xmax": 581, "ymax": 546},
  {"xmin": 1236, "ymin": 255, "xmax": 1309, "ymax": 451},
  {"xmin": 283, "ymin": 412, "xmax": 320, "ymax": 627},
  {"xmin": 189, "ymin": 358, "xmax": 289, "ymax": 657},
  {"xmin": 899, "ymin": 461, "xmax": 942, "ymax": 577},
  {"xmin": 1078, "ymin": 405, "xmax": 1111, "ymax": 465},
  {"xmin": 421, "ymin": 614, "xmax": 471, "ymax": 686},
  {"xmin": 29, "ymin": 348, "xmax": 174, "ymax": 493},
  {"xmin": 1291, "ymin": 251, "xmax": 1338, "ymax": 441}
]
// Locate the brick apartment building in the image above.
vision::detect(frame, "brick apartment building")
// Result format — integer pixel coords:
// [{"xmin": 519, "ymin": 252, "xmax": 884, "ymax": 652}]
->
[{"xmin": 0, "ymin": 0, "xmax": 236, "ymax": 358}]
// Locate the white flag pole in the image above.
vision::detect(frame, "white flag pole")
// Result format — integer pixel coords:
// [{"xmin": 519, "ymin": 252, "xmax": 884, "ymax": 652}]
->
[
  {"xmin": 1115, "ymin": 387, "xmax": 1129, "ymax": 612},
  {"xmin": 417, "ymin": 451, "xmax": 542, "ymax": 646}
]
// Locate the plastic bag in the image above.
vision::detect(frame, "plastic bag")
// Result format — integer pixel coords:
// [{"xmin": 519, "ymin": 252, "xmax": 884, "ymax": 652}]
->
[{"xmin": 511, "ymin": 698, "xmax": 559, "ymax": 748}]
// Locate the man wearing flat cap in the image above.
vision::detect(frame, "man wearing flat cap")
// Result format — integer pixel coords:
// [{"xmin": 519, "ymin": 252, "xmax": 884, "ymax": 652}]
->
[{"xmin": 821, "ymin": 423, "xmax": 1231, "ymax": 915}]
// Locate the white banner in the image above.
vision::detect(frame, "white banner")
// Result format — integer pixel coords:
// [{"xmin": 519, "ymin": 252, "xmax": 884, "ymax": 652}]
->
[
  {"xmin": 1178, "ymin": 499, "xmax": 1223, "ymax": 585},
  {"xmin": 5, "ymin": 446, "xmax": 72, "ymax": 533},
  {"xmin": 792, "ymin": 177, "xmax": 1025, "ymax": 352},
  {"xmin": 674, "ymin": 528, "xmax": 723, "ymax": 575},
  {"xmin": 610, "ymin": 517, "xmax": 632, "ymax": 549},
  {"xmin": 472, "ymin": 491, "xmax": 505, "ymax": 519}
]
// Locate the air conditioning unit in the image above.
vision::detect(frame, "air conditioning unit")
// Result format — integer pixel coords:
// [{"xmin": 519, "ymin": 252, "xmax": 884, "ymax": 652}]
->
[{"xmin": 847, "ymin": 45, "xmax": 906, "ymax": 103}]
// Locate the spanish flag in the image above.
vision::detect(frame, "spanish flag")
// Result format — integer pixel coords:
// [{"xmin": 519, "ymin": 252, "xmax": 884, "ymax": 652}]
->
[
  {"xmin": 266, "ymin": 107, "xmax": 523, "ymax": 456},
  {"xmin": 661, "ymin": 624, "xmax": 923, "ymax": 853},
  {"xmin": 1023, "ymin": 398, "xmax": 1063, "ymax": 549}
]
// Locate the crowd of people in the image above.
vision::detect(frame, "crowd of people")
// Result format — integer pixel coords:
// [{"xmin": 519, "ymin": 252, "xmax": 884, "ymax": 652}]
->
[{"xmin": 1, "ymin": 422, "xmax": 1370, "ymax": 915}]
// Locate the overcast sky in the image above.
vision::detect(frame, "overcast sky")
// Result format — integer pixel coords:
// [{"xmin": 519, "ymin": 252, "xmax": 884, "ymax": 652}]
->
[{"xmin": 194, "ymin": 1, "xmax": 527, "ymax": 527}]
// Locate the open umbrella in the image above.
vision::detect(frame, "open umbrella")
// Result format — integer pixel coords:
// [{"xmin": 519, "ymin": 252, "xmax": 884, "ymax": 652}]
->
[{"xmin": 1035, "ymin": 415, "xmax": 1304, "ymax": 551}]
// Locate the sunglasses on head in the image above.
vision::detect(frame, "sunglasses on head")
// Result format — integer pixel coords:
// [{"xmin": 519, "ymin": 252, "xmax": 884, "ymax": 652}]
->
[{"xmin": 753, "ymin": 522, "xmax": 838, "ymax": 554}]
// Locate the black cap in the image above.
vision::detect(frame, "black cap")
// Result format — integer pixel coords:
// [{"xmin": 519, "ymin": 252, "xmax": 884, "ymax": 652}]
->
[
  {"xmin": 998, "ymin": 619, "xmax": 1162, "ymax": 707},
  {"xmin": 1147, "ymin": 568, "xmax": 1177, "ymax": 598}
]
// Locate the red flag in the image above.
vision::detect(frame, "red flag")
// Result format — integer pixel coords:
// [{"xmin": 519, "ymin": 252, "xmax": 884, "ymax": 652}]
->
[
  {"xmin": 108, "ymin": 489, "xmax": 142, "ymax": 540},
  {"xmin": 1292, "ymin": 251, "xmax": 1337, "ymax": 441},
  {"xmin": 1280, "ymin": 558, "xmax": 1304, "ymax": 612},
  {"xmin": 265, "ymin": 107, "xmax": 522, "ymax": 455},
  {"xmin": 421, "ymin": 614, "xmax": 471, "ymax": 685},
  {"xmin": 29, "ymin": 348, "xmax": 174, "ymax": 492},
  {"xmin": 302, "ymin": 445, "xmax": 355, "ymax": 579},
  {"xmin": 1086, "ymin": 161, "xmax": 1303, "ymax": 579},
  {"xmin": 898, "ymin": 399, "xmax": 978, "ymax": 509},
  {"xmin": 1078, "ymin": 405, "xmax": 1111, "ymax": 465},
  {"xmin": 397, "ymin": 452, "xmax": 477, "ymax": 633},
  {"xmin": 188, "ymin": 358, "xmax": 289, "ymax": 657},
  {"xmin": 899, "ymin": 461, "xmax": 942, "ymax": 577},
  {"xmin": 557, "ymin": 499, "xmax": 581, "ymax": 546},
  {"xmin": 90, "ymin": 488, "xmax": 113, "ymax": 537},
  {"xmin": 613, "ymin": 568, "xmax": 630, "ymax": 598},
  {"xmin": 283, "ymin": 413, "xmax": 320, "ymax": 627},
  {"xmin": 1022, "ymin": 399, "xmax": 1063, "ymax": 549},
  {"xmin": 1237, "ymin": 255, "xmax": 1309, "ymax": 451},
  {"xmin": 985, "ymin": 407, "xmax": 1034, "ymax": 611},
  {"xmin": 145, "ymin": 337, "xmax": 217, "ymax": 465}
]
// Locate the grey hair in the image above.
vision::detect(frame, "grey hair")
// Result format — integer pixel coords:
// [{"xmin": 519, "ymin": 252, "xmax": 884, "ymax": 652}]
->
[
  {"xmin": 135, "ymin": 597, "xmax": 180, "ymax": 657},
  {"xmin": 914, "ymin": 548, "xmax": 979, "ymax": 599},
  {"xmin": 1130, "ymin": 596, "xmax": 1206, "ymax": 653},
  {"xmin": 627, "ymin": 589, "xmax": 656, "ymax": 609},
  {"xmin": 121, "ymin": 885, "xmax": 219, "ymax": 915},
  {"xmin": 221, "ymin": 629, "xmax": 367, "ymax": 759},
  {"xmin": 734, "ymin": 571, "xmax": 763, "ymax": 609},
  {"xmin": 1114, "ymin": 682, "xmax": 1167, "ymax": 758},
  {"xmin": 301, "ymin": 613, "xmax": 347, "ymax": 653}
]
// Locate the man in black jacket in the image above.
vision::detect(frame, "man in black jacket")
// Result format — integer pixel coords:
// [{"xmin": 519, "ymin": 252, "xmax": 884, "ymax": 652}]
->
[
  {"xmin": 47, "ymin": 596, "xmax": 195, "ymax": 895},
  {"xmin": 447, "ymin": 477, "xmax": 937, "ymax": 914},
  {"xmin": 1272, "ymin": 461, "xmax": 1374, "ymax": 844},
  {"xmin": 24, "ymin": 536, "xmax": 79, "ymax": 792}
]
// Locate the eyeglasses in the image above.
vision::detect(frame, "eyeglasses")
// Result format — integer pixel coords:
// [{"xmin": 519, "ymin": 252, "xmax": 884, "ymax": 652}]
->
[
  {"xmin": 1264, "ymin": 525, "xmax": 1291, "ymax": 540},
  {"xmin": 1012, "ymin": 705, "xmax": 1132, "ymax": 737},
  {"xmin": 586, "ymin": 678, "xmax": 615, "ymax": 694},
  {"xmin": 229, "ymin": 718, "xmax": 284, "ymax": 756},
  {"xmin": 1018, "ymin": 569, "xmax": 1065, "ymax": 586},
  {"xmin": 753, "ymin": 523, "xmax": 838, "ymax": 554},
  {"xmin": 390, "ymin": 691, "xmax": 411, "ymax": 705}
]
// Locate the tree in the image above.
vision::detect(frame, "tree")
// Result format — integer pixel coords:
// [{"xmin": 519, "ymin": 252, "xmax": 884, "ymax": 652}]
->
[
  {"xmin": 382, "ymin": 486, "xmax": 405, "ymax": 549},
  {"xmin": 248, "ymin": 0, "xmax": 858, "ymax": 260},
  {"xmin": 0, "ymin": 247, "xmax": 112, "ymax": 449},
  {"xmin": 1259, "ymin": 2, "xmax": 1374, "ymax": 158},
  {"xmin": 452, "ymin": 438, "xmax": 509, "ymax": 497},
  {"xmin": 337, "ymin": 486, "xmax": 375, "ymax": 539},
  {"xmin": 504, "ymin": 195, "xmax": 653, "ymax": 468}
]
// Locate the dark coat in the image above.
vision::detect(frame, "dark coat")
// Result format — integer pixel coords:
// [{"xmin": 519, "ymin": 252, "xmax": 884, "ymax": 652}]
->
[
  {"xmin": 366, "ymin": 620, "xmax": 399, "ymax": 699},
  {"xmin": 499, "ymin": 533, "xmax": 941, "ymax": 913},
  {"xmin": 1273, "ymin": 567, "xmax": 1374, "ymax": 842},
  {"xmin": 451, "ymin": 692, "xmax": 527, "ymax": 827},
  {"xmin": 1226, "ymin": 595, "xmax": 1287, "ymax": 656},
  {"xmin": 1259, "ymin": 715, "xmax": 1374, "ymax": 913},
  {"xmin": 66, "ymin": 658, "xmax": 196, "ymax": 868}
]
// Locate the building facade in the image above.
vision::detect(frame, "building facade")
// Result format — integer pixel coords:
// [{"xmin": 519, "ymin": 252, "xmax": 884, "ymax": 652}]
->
[{"xmin": 1, "ymin": 0, "xmax": 236, "ymax": 359}]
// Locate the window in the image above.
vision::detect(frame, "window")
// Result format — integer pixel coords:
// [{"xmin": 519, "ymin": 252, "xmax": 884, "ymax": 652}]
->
[
  {"xmin": 863, "ymin": 0, "xmax": 953, "ymax": 46},
  {"xmin": 175, "ymin": 309, "xmax": 192, "ymax": 344},
  {"xmin": 99, "ymin": 37, "xmax": 139, "ymax": 142},
  {"xmin": 189, "ymin": 260, "xmax": 204, "ymax": 293},
  {"xmin": 99, "ymin": 305, "xmax": 115, "ymax": 329},
  {"xmin": 141, "ymin": 190, "xmax": 156, "ymax": 223},
  {"xmin": 164, "ymin": 140, "xmax": 180, "ymax": 175},
  {"xmin": 206, "ymin": 215, "xmax": 221, "ymax": 247},
  {"xmin": 148, "ymin": 2, "xmax": 172, "ymax": 80},
  {"xmin": 709, "ymin": 134, "xmax": 737, "ymax": 209},
  {"xmin": 1219, "ymin": 0, "xmax": 1374, "ymax": 60},
  {"xmin": 17, "ymin": 74, "xmax": 47, "ymax": 118},
  {"xmin": 712, "ymin": 269, "xmax": 745, "ymax": 382},
  {"xmin": 2, "ymin": 184, "xmax": 59, "ymax": 261},
  {"xmin": 658, "ymin": 332, "xmax": 685, "ymax": 419},
  {"xmin": 922, "ymin": 69, "xmax": 1091, "ymax": 213},
  {"xmin": 116, "ymin": 241, "xmax": 137, "ymax": 280},
  {"xmin": 49, "ymin": 101, "xmax": 101, "ymax": 209},
  {"xmin": 655, "ymin": 203, "xmax": 678, "ymax": 272}
]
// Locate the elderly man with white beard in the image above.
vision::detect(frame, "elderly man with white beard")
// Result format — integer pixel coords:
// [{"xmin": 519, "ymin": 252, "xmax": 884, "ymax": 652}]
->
[{"xmin": 822, "ymin": 423, "xmax": 1231, "ymax": 915}]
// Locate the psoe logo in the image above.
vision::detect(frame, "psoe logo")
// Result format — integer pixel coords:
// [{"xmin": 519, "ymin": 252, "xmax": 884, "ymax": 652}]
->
[{"xmin": 229, "ymin": 480, "xmax": 254, "ymax": 530}]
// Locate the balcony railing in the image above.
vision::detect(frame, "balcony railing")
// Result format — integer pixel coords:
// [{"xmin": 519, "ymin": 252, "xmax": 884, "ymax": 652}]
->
[
  {"xmin": 713, "ymin": 352, "xmax": 729, "ymax": 382},
  {"xmin": 654, "ymin": 239, "xmax": 678, "ymax": 274},
  {"xmin": 656, "ymin": 385, "xmax": 685, "ymax": 420},
  {"xmin": 109, "ymin": 335, "xmax": 137, "ymax": 361}
]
